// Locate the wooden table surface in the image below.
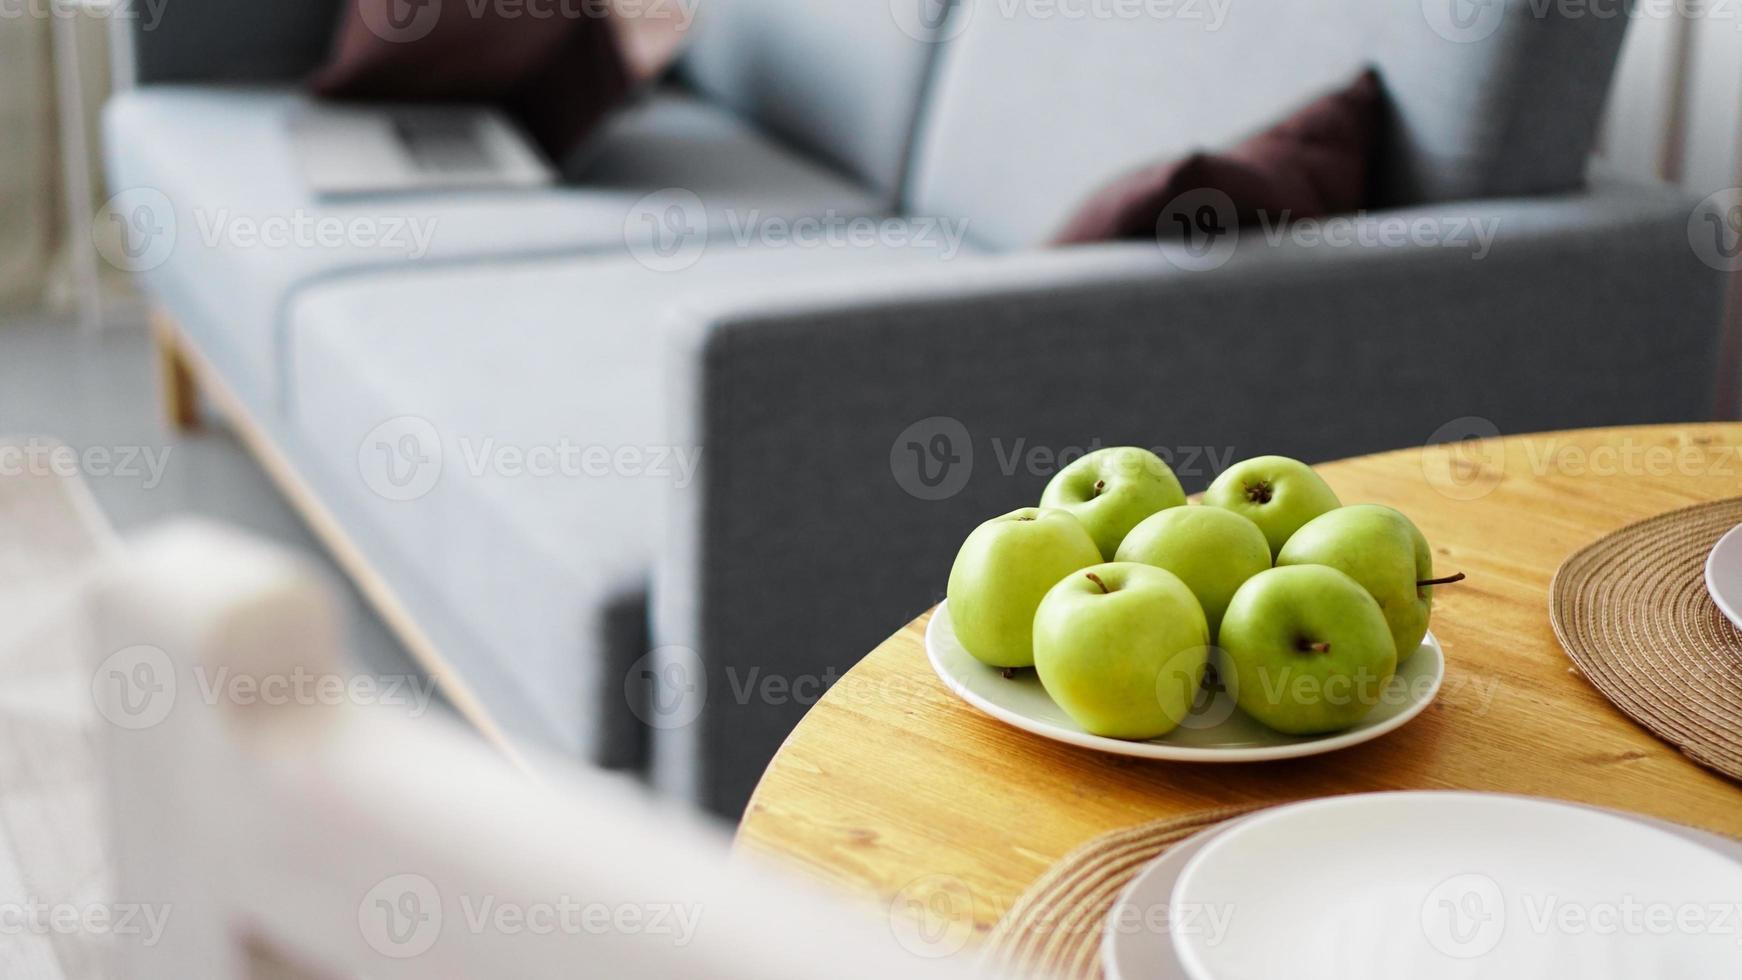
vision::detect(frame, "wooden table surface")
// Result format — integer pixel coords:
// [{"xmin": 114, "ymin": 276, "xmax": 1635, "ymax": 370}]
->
[{"xmin": 736, "ymin": 423, "xmax": 1742, "ymax": 939}]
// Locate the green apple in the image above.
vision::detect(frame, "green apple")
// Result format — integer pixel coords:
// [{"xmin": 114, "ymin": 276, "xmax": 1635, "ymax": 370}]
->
[
  {"xmin": 1033, "ymin": 562, "xmax": 1210, "ymax": 739},
  {"xmin": 1277, "ymin": 504, "xmax": 1441, "ymax": 661},
  {"xmin": 1201, "ymin": 455, "xmax": 1341, "ymax": 558},
  {"xmin": 1040, "ymin": 447, "xmax": 1186, "ymax": 560},
  {"xmin": 1218, "ymin": 565, "xmax": 1396, "ymax": 734},
  {"xmin": 1114, "ymin": 506, "xmax": 1271, "ymax": 635},
  {"xmin": 945, "ymin": 508, "xmax": 1102, "ymax": 668}
]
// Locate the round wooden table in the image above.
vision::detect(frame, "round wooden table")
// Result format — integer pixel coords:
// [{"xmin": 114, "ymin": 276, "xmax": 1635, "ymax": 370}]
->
[{"xmin": 737, "ymin": 423, "xmax": 1742, "ymax": 940}]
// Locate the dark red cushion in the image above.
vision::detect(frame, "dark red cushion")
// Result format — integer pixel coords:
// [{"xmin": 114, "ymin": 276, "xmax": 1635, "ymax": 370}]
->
[
  {"xmin": 308, "ymin": 0, "xmax": 633, "ymax": 162},
  {"xmin": 1050, "ymin": 69, "xmax": 1384, "ymax": 246}
]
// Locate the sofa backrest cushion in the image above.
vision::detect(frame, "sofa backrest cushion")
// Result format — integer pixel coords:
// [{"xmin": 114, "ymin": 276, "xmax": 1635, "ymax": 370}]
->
[
  {"xmin": 680, "ymin": 0, "xmax": 950, "ymax": 198},
  {"xmin": 906, "ymin": 0, "xmax": 1632, "ymax": 250}
]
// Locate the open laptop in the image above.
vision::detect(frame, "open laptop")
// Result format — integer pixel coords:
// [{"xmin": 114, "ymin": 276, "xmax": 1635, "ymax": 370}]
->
[{"xmin": 289, "ymin": 103, "xmax": 556, "ymax": 198}]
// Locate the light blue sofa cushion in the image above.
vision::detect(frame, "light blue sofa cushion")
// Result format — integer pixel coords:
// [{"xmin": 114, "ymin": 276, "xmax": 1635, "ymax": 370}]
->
[
  {"xmin": 680, "ymin": 0, "xmax": 949, "ymax": 197},
  {"xmin": 102, "ymin": 85, "xmax": 886, "ymax": 414},
  {"xmin": 908, "ymin": 0, "xmax": 1630, "ymax": 249},
  {"xmin": 283, "ymin": 237, "xmax": 979, "ymax": 764}
]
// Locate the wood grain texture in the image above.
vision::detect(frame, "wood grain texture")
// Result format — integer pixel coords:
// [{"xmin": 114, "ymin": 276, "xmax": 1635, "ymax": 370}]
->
[
  {"xmin": 736, "ymin": 423, "xmax": 1742, "ymax": 941},
  {"xmin": 151, "ymin": 313, "xmax": 200, "ymax": 433}
]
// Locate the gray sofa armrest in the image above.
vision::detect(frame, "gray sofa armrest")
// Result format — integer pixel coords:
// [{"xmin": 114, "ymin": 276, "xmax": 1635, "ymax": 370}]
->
[
  {"xmin": 652, "ymin": 180, "xmax": 1726, "ymax": 815},
  {"xmin": 125, "ymin": 0, "xmax": 343, "ymax": 84}
]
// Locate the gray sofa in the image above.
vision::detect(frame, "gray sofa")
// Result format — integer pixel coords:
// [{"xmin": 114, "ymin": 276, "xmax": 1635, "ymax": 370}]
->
[{"xmin": 106, "ymin": 0, "xmax": 1726, "ymax": 816}]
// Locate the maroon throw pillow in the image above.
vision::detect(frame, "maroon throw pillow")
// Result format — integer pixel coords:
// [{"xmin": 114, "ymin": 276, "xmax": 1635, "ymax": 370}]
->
[
  {"xmin": 1050, "ymin": 69, "xmax": 1384, "ymax": 246},
  {"xmin": 309, "ymin": 0, "xmax": 641, "ymax": 162}
]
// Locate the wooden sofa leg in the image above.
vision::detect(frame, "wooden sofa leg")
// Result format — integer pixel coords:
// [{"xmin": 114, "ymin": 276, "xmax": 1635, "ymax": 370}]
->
[{"xmin": 152, "ymin": 312, "xmax": 201, "ymax": 432}]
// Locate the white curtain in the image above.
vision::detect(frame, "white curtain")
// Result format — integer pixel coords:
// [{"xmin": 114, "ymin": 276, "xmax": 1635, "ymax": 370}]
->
[
  {"xmin": 0, "ymin": 6, "xmax": 116, "ymax": 316},
  {"xmin": 0, "ymin": 14, "xmax": 57, "ymax": 310}
]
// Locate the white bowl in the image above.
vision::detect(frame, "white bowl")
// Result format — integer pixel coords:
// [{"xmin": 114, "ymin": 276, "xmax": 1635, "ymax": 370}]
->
[
  {"xmin": 1704, "ymin": 523, "xmax": 1742, "ymax": 633},
  {"xmin": 1170, "ymin": 792, "xmax": 1742, "ymax": 980}
]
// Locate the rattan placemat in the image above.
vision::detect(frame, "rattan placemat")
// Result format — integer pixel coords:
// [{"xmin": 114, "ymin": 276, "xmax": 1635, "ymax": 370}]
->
[
  {"xmin": 979, "ymin": 804, "xmax": 1259, "ymax": 980},
  {"xmin": 1550, "ymin": 497, "xmax": 1742, "ymax": 781}
]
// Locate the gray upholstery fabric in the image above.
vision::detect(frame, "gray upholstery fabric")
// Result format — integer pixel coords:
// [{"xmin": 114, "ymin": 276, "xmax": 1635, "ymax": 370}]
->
[
  {"xmin": 128, "ymin": 0, "xmax": 343, "ymax": 83},
  {"xmin": 907, "ymin": 0, "xmax": 1631, "ymax": 249},
  {"xmin": 654, "ymin": 182, "xmax": 1725, "ymax": 813},
  {"xmin": 103, "ymin": 86, "xmax": 885, "ymax": 410},
  {"xmin": 680, "ymin": 0, "xmax": 951, "ymax": 197},
  {"xmin": 283, "ymin": 241, "xmax": 976, "ymax": 770}
]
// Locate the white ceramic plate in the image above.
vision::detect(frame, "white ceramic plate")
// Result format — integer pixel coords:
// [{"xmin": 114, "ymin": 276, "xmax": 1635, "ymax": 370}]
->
[
  {"xmin": 1170, "ymin": 792, "xmax": 1742, "ymax": 980},
  {"xmin": 1101, "ymin": 813, "xmax": 1259, "ymax": 980},
  {"xmin": 924, "ymin": 600, "xmax": 1443, "ymax": 762},
  {"xmin": 1705, "ymin": 523, "xmax": 1742, "ymax": 633},
  {"xmin": 1102, "ymin": 794, "xmax": 1742, "ymax": 980}
]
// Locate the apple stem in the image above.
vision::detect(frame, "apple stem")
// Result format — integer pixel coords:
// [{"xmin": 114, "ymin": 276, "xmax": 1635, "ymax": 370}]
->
[
  {"xmin": 1305, "ymin": 642, "xmax": 1331, "ymax": 653},
  {"xmin": 1001, "ymin": 667, "xmax": 1017, "ymax": 680},
  {"xmin": 1417, "ymin": 572, "xmax": 1467, "ymax": 588},
  {"xmin": 1092, "ymin": 479, "xmax": 1106, "ymax": 498},
  {"xmin": 1085, "ymin": 572, "xmax": 1112, "ymax": 594}
]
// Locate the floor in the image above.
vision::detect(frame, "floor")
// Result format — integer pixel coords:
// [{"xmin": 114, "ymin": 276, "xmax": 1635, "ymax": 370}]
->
[{"xmin": 0, "ymin": 310, "xmax": 433, "ymax": 694}]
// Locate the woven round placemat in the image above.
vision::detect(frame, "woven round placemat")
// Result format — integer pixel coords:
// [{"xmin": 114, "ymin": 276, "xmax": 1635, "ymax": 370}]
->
[
  {"xmin": 1550, "ymin": 496, "xmax": 1742, "ymax": 781},
  {"xmin": 979, "ymin": 804, "xmax": 1259, "ymax": 980}
]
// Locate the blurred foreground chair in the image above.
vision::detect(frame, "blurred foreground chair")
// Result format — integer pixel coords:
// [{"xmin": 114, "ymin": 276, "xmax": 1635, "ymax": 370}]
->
[{"xmin": 83, "ymin": 519, "xmax": 979, "ymax": 979}]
